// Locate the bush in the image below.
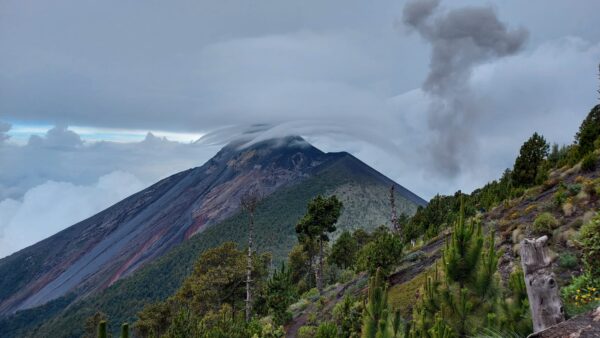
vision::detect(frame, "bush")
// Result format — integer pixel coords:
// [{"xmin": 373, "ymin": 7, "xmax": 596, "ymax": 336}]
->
[
  {"xmin": 297, "ymin": 325, "xmax": 316, "ymax": 338},
  {"xmin": 567, "ymin": 184, "xmax": 582, "ymax": 195},
  {"xmin": 558, "ymin": 253, "xmax": 578, "ymax": 269},
  {"xmin": 532, "ymin": 212, "xmax": 559, "ymax": 235},
  {"xmin": 337, "ymin": 269, "xmax": 355, "ymax": 284},
  {"xmin": 355, "ymin": 231, "xmax": 403, "ymax": 276},
  {"xmin": 561, "ymin": 273, "xmax": 600, "ymax": 316},
  {"xmin": 581, "ymin": 153, "xmax": 597, "ymax": 172},
  {"xmin": 301, "ymin": 288, "xmax": 320, "ymax": 301},
  {"xmin": 553, "ymin": 188, "xmax": 568, "ymax": 208},
  {"xmin": 332, "ymin": 296, "xmax": 362, "ymax": 338},
  {"xmin": 315, "ymin": 322, "xmax": 338, "ymax": 338},
  {"xmin": 580, "ymin": 213, "xmax": 600, "ymax": 279}
]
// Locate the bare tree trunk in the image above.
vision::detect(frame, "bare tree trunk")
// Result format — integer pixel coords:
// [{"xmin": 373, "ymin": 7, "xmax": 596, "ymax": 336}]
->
[
  {"xmin": 389, "ymin": 186, "xmax": 400, "ymax": 234},
  {"xmin": 245, "ymin": 211, "xmax": 253, "ymax": 322},
  {"xmin": 520, "ymin": 236, "xmax": 565, "ymax": 333},
  {"xmin": 241, "ymin": 191, "xmax": 260, "ymax": 322},
  {"xmin": 316, "ymin": 238, "xmax": 324, "ymax": 294}
]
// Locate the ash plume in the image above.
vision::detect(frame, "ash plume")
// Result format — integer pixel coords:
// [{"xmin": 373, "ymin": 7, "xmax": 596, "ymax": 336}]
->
[{"xmin": 402, "ymin": 0, "xmax": 528, "ymax": 176}]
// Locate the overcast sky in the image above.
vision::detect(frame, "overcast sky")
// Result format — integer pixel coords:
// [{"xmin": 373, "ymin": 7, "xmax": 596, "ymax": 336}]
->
[{"xmin": 1, "ymin": 0, "xmax": 599, "ymax": 257}]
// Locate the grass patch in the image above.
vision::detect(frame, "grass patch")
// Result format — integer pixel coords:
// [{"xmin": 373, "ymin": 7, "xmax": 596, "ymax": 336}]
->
[{"xmin": 387, "ymin": 265, "xmax": 437, "ymax": 317}]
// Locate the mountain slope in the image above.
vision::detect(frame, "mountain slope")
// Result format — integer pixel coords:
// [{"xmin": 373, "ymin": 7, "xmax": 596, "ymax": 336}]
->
[
  {"xmin": 0, "ymin": 136, "xmax": 425, "ymax": 337},
  {"xmin": 0, "ymin": 136, "xmax": 336, "ymax": 316}
]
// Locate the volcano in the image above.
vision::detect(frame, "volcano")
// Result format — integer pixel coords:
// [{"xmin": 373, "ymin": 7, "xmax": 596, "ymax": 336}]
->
[{"xmin": 0, "ymin": 136, "xmax": 425, "ymax": 337}]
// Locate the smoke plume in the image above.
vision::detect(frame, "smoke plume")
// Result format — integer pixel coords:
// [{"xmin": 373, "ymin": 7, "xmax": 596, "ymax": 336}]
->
[{"xmin": 403, "ymin": 0, "xmax": 528, "ymax": 175}]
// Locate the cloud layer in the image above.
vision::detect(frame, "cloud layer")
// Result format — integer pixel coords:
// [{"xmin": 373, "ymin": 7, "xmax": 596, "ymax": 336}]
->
[{"xmin": 0, "ymin": 171, "xmax": 144, "ymax": 258}]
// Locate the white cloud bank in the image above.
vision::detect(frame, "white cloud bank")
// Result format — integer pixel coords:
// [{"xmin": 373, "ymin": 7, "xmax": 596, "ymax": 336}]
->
[{"xmin": 0, "ymin": 171, "xmax": 144, "ymax": 258}]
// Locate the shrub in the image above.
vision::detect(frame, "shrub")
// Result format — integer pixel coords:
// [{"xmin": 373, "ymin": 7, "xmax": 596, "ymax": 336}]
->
[
  {"xmin": 580, "ymin": 213, "xmax": 600, "ymax": 279},
  {"xmin": 302, "ymin": 288, "xmax": 320, "ymax": 301},
  {"xmin": 567, "ymin": 184, "xmax": 582, "ymax": 195},
  {"xmin": 532, "ymin": 212, "xmax": 559, "ymax": 235},
  {"xmin": 332, "ymin": 296, "xmax": 362, "ymax": 338},
  {"xmin": 561, "ymin": 273, "xmax": 600, "ymax": 316},
  {"xmin": 558, "ymin": 253, "xmax": 578, "ymax": 269},
  {"xmin": 315, "ymin": 322, "xmax": 338, "ymax": 338},
  {"xmin": 581, "ymin": 153, "xmax": 597, "ymax": 172},
  {"xmin": 289, "ymin": 299, "xmax": 309, "ymax": 314},
  {"xmin": 337, "ymin": 269, "xmax": 355, "ymax": 284},
  {"xmin": 553, "ymin": 188, "xmax": 568, "ymax": 208},
  {"xmin": 297, "ymin": 325, "xmax": 316, "ymax": 338},
  {"xmin": 355, "ymin": 231, "xmax": 403, "ymax": 276}
]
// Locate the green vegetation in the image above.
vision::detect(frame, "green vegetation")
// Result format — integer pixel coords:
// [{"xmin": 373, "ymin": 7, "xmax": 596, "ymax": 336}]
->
[
  {"xmin": 558, "ymin": 253, "xmax": 579, "ymax": 269},
  {"xmin": 332, "ymin": 296, "xmax": 362, "ymax": 338},
  {"xmin": 315, "ymin": 321, "xmax": 338, "ymax": 338},
  {"xmin": 410, "ymin": 203, "xmax": 504, "ymax": 337},
  {"xmin": 361, "ymin": 268, "xmax": 404, "ymax": 338},
  {"xmin": 581, "ymin": 152, "xmax": 597, "ymax": 172},
  {"xmin": 296, "ymin": 195, "xmax": 342, "ymax": 294},
  {"xmin": 98, "ymin": 320, "xmax": 107, "ymax": 338},
  {"xmin": 532, "ymin": 212, "xmax": 559, "ymax": 235},
  {"xmin": 387, "ymin": 266, "xmax": 433, "ymax": 318},
  {"xmin": 132, "ymin": 242, "xmax": 271, "ymax": 336},
  {"xmin": 561, "ymin": 273, "xmax": 600, "ymax": 316},
  {"xmin": 329, "ymin": 231, "xmax": 359, "ymax": 270},
  {"xmin": 512, "ymin": 132, "xmax": 549, "ymax": 188},
  {"xmin": 265, "ymin": 263, "xmax": 297, "ymax": 325},
  {"xmin": 121, "ymin": 323, "xmax": 129, "ymax": 338},
  {"xmin": 356, "ymin": 228, "xmax": 403, "ymax": 276},
  {"xmin": 575, "ymin": 105, "xmax": 600, "ymax": 157},
  {"xmin": 497, "ymin": 269, "xmax": 532, "ymax": 335}
]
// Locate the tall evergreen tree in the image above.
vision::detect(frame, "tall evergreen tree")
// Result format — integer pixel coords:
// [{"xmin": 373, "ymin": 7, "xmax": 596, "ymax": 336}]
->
[
  {"xmin": 575, "ymin": 104, "xmax": 600, "ymax": 157},
  {"xmin": 512, "ymin": 132, "xmax": 549, "ymax": 187},
  {"xmin": 295, "ymin": 195, "xmax": 342, "ymax": 294}
]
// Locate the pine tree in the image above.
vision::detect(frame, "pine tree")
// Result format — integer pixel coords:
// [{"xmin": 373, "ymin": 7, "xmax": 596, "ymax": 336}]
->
[
  {"xmin": 361, "ymin": 268, "xmax": 403, "ymax": 338},
  {"xmin": 411, "ymin": 267, "xmax": 443, "ymax": 337},
  {"xmin": 575, "ymin": 104, "xmax": 600, "ymax": 157},
  {"xmin": 512, "ymin": 132, "xmax": 549, "ymax": 187},
  {"xmin": 410, "ymin": 200, "xmax": 500, "ymax": 338},
  {"xmin": 295, "ymin": 195, "xmax": 342, "ymax": 294},
  {"xmin": 497, "ymin": 268, "xmax": 532, "ymax": 335},
  {"xmin": 266, "ymin": 263, "xmax": 297, "ymax": 325}
]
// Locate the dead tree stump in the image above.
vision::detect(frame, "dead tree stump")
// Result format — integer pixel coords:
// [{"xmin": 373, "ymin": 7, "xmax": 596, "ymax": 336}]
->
[{"xmin": 520, "ymin": 236, "xmax": 565, "ymax": 333}]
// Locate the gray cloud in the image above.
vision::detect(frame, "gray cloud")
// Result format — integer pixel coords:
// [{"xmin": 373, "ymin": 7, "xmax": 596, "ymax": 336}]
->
[
  {"xmin": 0, "ymin": 122, "xmax": 10, "ymax": 144},
  {"xmin": 403, "ymin": 0, "xmax": 528, "ymax": 176}
]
